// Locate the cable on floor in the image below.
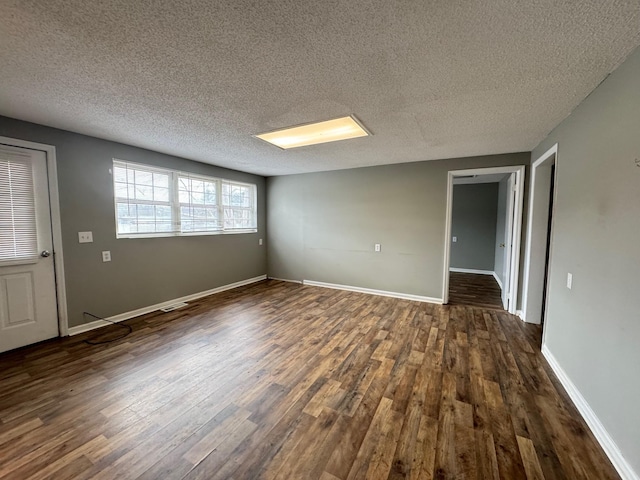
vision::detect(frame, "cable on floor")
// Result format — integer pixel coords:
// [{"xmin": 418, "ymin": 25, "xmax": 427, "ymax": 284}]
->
[{"xmin": 82, "ymin": 311, "xmax": 132, "ymax": 345}]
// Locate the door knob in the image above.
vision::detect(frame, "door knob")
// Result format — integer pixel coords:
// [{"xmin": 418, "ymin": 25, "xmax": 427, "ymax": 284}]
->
[{"xmin": 41, "ymin": 250, "xmax": 51, "ymax": 257}]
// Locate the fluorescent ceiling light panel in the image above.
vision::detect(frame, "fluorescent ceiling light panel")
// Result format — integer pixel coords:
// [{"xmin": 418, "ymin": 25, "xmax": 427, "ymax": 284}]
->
[{"xmin": 255, "ymin": 115, "xmax": 370, "ymax": 149}]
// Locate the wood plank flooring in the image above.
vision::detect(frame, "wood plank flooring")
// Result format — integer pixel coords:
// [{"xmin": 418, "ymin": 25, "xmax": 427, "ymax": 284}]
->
[
  {"xmin": 449, "ymin": 272, "xmax": 504, "ymax": 310},
  {"xmin": 0, "ymin": 280, "xmax": 619, "ymax": 479}
]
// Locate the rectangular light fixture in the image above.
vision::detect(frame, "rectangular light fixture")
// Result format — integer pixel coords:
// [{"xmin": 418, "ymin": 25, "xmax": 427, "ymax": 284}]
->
[{"xmin": 254, "ymin": 115, "xmax": 370, "ymax": 149}]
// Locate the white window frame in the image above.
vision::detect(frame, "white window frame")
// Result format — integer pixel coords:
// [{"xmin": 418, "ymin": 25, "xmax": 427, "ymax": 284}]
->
[
  {"xmin": 221, "ymin": 179, "xmax": 258, "ymax": 232},
  {"xmin": 176, "ymin": 172, "xmax": 222, "ymax": 235},
  {"xmin": 113, "ymin": 159, "xmax": 257, "ymax": 239},
  {"xmin": 113, "ymin": 160, "xmax": 174, "ymax": 238}
]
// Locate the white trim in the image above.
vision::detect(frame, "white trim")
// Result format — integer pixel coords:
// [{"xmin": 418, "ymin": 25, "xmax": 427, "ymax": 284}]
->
[
  {"xmin": 531, "ymin": 143, "xmax": 558, "ymax": 170},
  {"xmin": 502, "ymin": 174, "xmax": 515, "ymax": 309},
  {"xmin": 445, "ymin": 166, "xmax": 525, "ymax": 177},
  {"xmin": 116, "ymin": 229, "xmax": 258, "ymax": 240},
  {"xmin": 542, "ymin": 345, "xmax": 639, "ymax": 480},
  {"xmin": 509, "ymin": 169, "xmax": 525, "ymax": 315},
  {"xmin": 443, "ymin": 171, "xmax": 454, "ymax": 304},
  {"xmin": 449, "ymin": 267, "xmax": 494, "ymax": 275},
  {"xmin": 492, "ymin": 271, "xmax": 503, "ymax": 291},
  {"xmin": 515, "ymin": 309, "xmax": 524, "ymax": 320},
  {"xmin": 303, "ymin": 279, "xmax": 443, "ymax": 304},
  {"xmin": 522, "ymin": 143, "xmax": 558, "ymax": 327},
  {"xmin": 68, "ymin": 275, "xmax": 267, "ymax": 336},
  {"xmin": 443, "ymin": 165, "xmax": 525, "ymax": 315},
  {"xmin": 0, "ymin": 136, "xmax": 69, "ymax": 336},
  {"xmin": 267, "ymin": 277, "xmax": 303, "ymax": 284},
  {"xmin": 112, "ymin": 158, "xmax": 258, "ymax": 239}
]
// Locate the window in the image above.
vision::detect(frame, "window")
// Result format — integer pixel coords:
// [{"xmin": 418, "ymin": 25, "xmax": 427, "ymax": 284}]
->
[
  {"xmin": 178, "ymin": 174, "xmax": 220, "ymax": 233},
  {"xmin": 113, "ymin": 160, "xmax": 257, "ymax": 238},
  {"xmin": 113, "ymin": 162, "xmax": 173, "ymax": 235},
  {"xmin": 222, "ymin": 181, "xmax": 255, "ymax": 230}
]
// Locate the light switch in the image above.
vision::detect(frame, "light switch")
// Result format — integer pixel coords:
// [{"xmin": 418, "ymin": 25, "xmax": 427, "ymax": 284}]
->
[
  {"xmin": 259, "ymin": 238, "xmax": 263, "ymax": 245},
  {"xmin": 374, "ymin": 244, "xmax": 381, "ymax": 252},
  {"xmin": 78, "ymin": 231, "xmax": 93, "ymax": 243},
  {"xmin": 567, "ymin": 273, "xmax": 572, "ymax": 289},
  {"xmin": 102, "ymin": 251, "xmax": 111, "ymax": 262},
  {"xmin": 452, "ymin": 236, "xmax": 457, "ymax": 243}
]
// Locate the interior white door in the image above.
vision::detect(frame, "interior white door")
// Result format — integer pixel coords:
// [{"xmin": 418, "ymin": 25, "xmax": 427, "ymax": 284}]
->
[{"xmin": 0, "ymin": 145, "xmax": 58, "ymax": 353}]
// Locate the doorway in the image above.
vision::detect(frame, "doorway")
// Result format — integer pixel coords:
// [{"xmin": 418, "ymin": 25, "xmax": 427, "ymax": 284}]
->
[
  {"xmin": 443, "ymin": 165, "xmax": 525, "ymax": 314},
  {"xmin": 0, "ymin": 138, "xmax": 67, "ymax": 352},
  {"xmin": 522, "ymin": 144, "xmax": 558, "ymax": 326}
]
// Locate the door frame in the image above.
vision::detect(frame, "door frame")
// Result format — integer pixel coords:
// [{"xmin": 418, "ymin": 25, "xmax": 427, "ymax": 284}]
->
[
  {"xmin": 442, "ymin": 165, "xmax": 526, "ymax": 314},
  {"xmin": 521, "ymin": 143, "xmax": 558, "ymax": 327},
  {"xmin": 501, "ymin": 173, "xmax": 516, "ymax": 309},
  {"xmin": 0, "ymin": 136, "xmax": 68, "ymax": 336}
]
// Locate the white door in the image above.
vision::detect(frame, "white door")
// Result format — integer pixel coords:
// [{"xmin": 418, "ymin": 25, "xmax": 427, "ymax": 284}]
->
[{"xmin": 0, "ymin": 145, "xmax": 59, "ymax": 353}]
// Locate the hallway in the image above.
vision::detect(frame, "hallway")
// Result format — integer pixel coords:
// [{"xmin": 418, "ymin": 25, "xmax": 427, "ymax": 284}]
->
[{"xmin": 449, "ymin": 272, "xmax": 504, "ymax": 310}]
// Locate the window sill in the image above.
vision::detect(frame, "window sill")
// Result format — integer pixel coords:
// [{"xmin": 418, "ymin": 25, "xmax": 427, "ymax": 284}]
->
[{"xmin": 116, "ymin": 229, "xmax": 257, "ymax": 239}]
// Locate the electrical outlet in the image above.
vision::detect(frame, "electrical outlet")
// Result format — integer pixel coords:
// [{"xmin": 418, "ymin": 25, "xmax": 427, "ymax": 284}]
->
[
  {"xmin": 259, "ymin": 238, "xmax": 263, "ymax": 245},
  {"xmin": 102, "ymin": 251, "xmax": 111, "ymax": 262},
  {"xmin": 566, "ymin": 273, "xmax": 572, "ymax": 289},
  {"xmin": 452, "ymin": 236, "xmax": 457, "ymax": 243},
  {"xmin": 374, "ymin": 243, "xmax": 381, "ymax": 252},
  {"xmin": 78, "ymin": 231, "xmax": 93, "ymax": 243}
]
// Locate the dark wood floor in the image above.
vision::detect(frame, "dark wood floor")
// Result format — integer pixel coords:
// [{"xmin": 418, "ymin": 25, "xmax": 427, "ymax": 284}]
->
[
  {"xmin": 449, "ymin": 272, "xmax": 504, "ymax": 310},
  {"xmin": 0, "ymin": 280, "xmax": 619, "ymax": 479}
]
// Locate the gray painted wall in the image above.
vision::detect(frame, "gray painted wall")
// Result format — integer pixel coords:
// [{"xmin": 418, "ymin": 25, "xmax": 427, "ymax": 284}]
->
[
  {"xmin": 0, "ymin": 116, "xmax": 267, "ymax": 328},
  {"xmin": 450, "ymin": 183, "xmax": 498, "ymax": 271},
  {"xmin": 494, "ymin": 176, "xmax": 509, "ymax": 288},
  {"xmin": 267, "ymin": 153, "xmax": 529, "ymax": 300},
  {"xmin": 531, "ymin": 47, "xmax": 640, "ymax": 473}
]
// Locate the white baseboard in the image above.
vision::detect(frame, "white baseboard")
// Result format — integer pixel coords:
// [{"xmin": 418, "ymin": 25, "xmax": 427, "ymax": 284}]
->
[
  {"xmin": 515, "ymin": 309, "xmax": 525, "ymax": 321},
  {"xmin": 449, "ymin": 267, "xmax": 494, "ymax": 276},
  {"xmin": 68, "ymin": 275, "xmax": 267, "ymax": 336},
  {"xmin": 303, "ymin": 280, "xmax": 443, "ymax": 304},
  {"xmin": 267, "ymin": 277, "xmax": 303, "ymax": 284},
  {"xmin": 541, "ymin": 345, "xmax": 638, "ymax": 480}
]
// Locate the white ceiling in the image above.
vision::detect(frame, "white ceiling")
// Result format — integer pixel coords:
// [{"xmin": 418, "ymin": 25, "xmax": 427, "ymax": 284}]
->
[{"xmin": 1, "ymin": 1, "xmax": 640, "ymax": 177}]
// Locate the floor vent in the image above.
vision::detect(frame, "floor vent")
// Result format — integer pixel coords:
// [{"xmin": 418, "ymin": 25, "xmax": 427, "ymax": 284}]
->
[{"xmin": 160, "ymin": 302, "xmax": 189, "ymax": 312}]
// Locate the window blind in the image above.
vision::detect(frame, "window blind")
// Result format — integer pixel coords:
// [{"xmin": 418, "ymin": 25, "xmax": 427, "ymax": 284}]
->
[{"xmin": 0, "ymin": 151, "xmax": 38, "ymax": 261}]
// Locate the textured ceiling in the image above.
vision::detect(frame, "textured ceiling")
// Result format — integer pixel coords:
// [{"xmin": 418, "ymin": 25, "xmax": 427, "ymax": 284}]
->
[{"xmin": 1, "ymin": 1, "xmax": 640, "ymax": 176}]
